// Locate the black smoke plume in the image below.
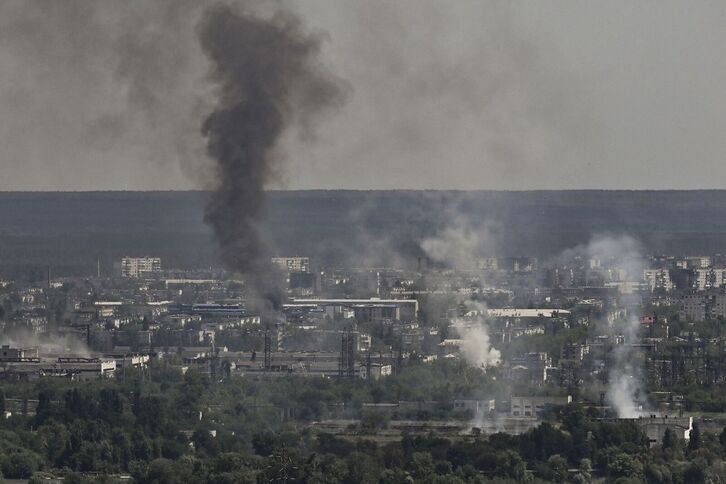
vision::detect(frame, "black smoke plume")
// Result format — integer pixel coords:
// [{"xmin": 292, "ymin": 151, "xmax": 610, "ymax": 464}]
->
[{"xmin": 198, "ymin": 3, "xmax": 346, "ymax": 315}]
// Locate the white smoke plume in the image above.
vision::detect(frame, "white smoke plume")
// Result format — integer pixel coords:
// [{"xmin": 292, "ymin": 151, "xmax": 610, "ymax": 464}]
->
[
  {"xmin": 606, "ymin": 310, "xmax": 645, "ymax": 418},
  {"xmin": 608, "ymin": 370, "xmax": 641, "ymax": 419},
  {"xmin": 560, "ymin": 234, "xmax": 645, "ymax": 418},
  {"xmin": 421, "ymin": 214, "xmax": 498, "ymax": 270},
  {"xmin": 452, "ymin": 301, "xmax": 500, "ymax": 369},
  {"xmin": 557, "ymin": 234, "xmax": 645, "ymax": 282},
  {"xmin": 1, "ymin": 331, "xmax": 91, "ymax": 358}
]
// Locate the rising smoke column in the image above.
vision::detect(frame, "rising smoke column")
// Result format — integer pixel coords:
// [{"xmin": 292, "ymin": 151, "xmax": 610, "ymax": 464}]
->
[
  {"xmin": 560, "ymin": 235, "xmax": 646, "ymax": 417},
  {"xmin": 590, "ymin": 236, "xmax": 645, "ymax": 418},
  {"xmin": 198, "ymin": 3, "xmax": 347, "ymax": 314},
  {"xmin": 453, "ymin": 302, "xmax": 501, "ymax": 369},
  {"xmin": 607, "ymin": 314, "xmax": 643, "ymax": 418}
]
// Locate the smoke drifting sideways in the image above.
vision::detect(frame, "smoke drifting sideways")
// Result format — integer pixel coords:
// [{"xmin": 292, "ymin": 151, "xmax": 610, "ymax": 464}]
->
[
  {"xmin": 1, "ymin": 331, "xmax": 91, "ymax": 359},
  {"xmin": 197, "ymin": 3, "xmax": 348, "ymax": 316},
  {"xmin": 421, "ymin": 214, "xmax": 499, "ymax": 271},
  {"xmin": 560, "ymin": 235, "xmax": 647, "ymax": 418}
]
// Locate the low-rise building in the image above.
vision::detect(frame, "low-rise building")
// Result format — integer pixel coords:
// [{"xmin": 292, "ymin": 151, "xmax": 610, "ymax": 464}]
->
[
  {"xmin": 288, "ymin": 298, "xmax": 418, "ymax": 323},
  {"xmin": 0, "ymin": 345, "xmax": 39, "ymax": 362},
  {"xmin": 598, "ymin": 416, "xmax": 692, "ymax": 447},
  {"xmin": 0, "ymin": 354, "xmax": 116, "ymax": 381},
  {"xmin": 639, "ymin": 415, "xmax": 692, "ymax": 447},
  {"xmin": 508, "ymin": 353, "xmax": 552, "ymax": 385},
  {"xmin": 453, "ymin": 399, "xmax": 496, "ymax": 417},
  {"xmin": 272, "ymin": 256, "xmax": 310, "ymax": 273},
  {"xmin": 510, "ymin": 395, "xmax": 572, "ymax": 417}
]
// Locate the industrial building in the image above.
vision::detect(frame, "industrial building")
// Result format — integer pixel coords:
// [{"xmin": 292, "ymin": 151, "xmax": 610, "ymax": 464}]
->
[
  {"xmin": 287, "ymin": 298, "xmax": 418, "ymax": 323},
  {"xmin": 0, "ymin": 353, "xmax": 116, "ymax": 381},
  {"xmin": 598, "ymin": 416, "xmax": 692, "ymax": 447},
  {"xmin": 480, "ymin": 308, "xmax": 571, "ymax": 320},
  {"xmin": 510, "ymin": 395, "xmax": 572, "ymax": 417}
]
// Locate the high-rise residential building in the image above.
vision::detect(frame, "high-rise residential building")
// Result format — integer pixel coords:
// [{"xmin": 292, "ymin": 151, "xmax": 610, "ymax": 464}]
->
[
  {"xmin": 121, "ymin": 257, "xmax": 161, "ymax": 278},
  {"xmin": 711, "ymin": 294, "xmax": 726, "ymax": 320},
  {"xmin": 679, "ymin": 294, "xmax": 707, "ymax": 322},
  {"xmin": 643, "ymin": 269, "xmax": 674, "ymax": 292},
  {"xmin": 694, "ymin": 268, "xmax": 726, "ymax": 290}
]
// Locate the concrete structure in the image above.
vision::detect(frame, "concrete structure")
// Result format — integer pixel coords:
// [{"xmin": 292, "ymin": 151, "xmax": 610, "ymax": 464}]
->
[
  {"xmin": 121, "ymin": 257, "xmax": 161, "ymax": 278},
  {"xmin": 360, "ymin": 401, "xmax": 439, "ymax": 416},
  {"xmin": 281, "ymin": 329, "xmax": 365, "ymax": 353},
  {"xmin": 644, "ymin": 269, "xmax": 674, "ymax": 292},
  {"xmin": 677, "ymin": 256, "xmax": 712, "ymax": 269},
  {"xmin": 50, "ymin": 358, "xmax": 117, "ymax": 380},
  {"xmin": 712, "ymin": 294, "xmax": 726, "ymax": 320},
  {"xmin": 510, "ymin": 395, "xmax": 572, "ymax": 417},
  {"xmin": 679, "ymin": 294, "xmax": 707, "ymax": 321},
  {"xmin": 477, "ymin": 258, "xmax": 499, "ymax": 271},
  {"xmin": 639, "ymin": 415, "xmax": 692, "ymax": 447},
  {"xmin": 363, "ymin": 363, "xmax": 392, "ymax": 380},
  {"xmin": 94, "ymin": 301, "xmax": 123, "ymax": 318},
  {"xmin": 677, "ymin": 292, "xmax": 726, "ymax": 320},
  {"xmin": 509, "ymin": 353, "xmax": 552, "ymax": 385},
  {"xmin": 482, "ymin": 309, "xmax": 571, "ymax": 319},
  {"xmin": 453, "ymin": 399, "xmax": 496, "ymax": 417},
  {"xmin": 561, "ymin": 342, "xmax": 588, "ymax": 362},
  {"xmin": 599, "ymin": 416, "xmax": 692, "ymax": 447},
  {"xmin": 168, "ymin": 304, "xmax": 260, "ymax": 324},
  {"xmin": 288, "ymin": 298, "xmax": 418, "ymax": 322},
  {"xmin": 164, "ymin": 279, "xmax": 219, "ymax": 287},
  {"xmin": 0, "ymin": 356, "xmax": 116, "ymax": 381},
  {"xmin": 437, "ymin": 339, "xmax": 465, "ymax": 358},
  {"xmin": 272, "ymin": 256, "xmax": 310, "ymax": 273},
  {"xmin": 0, "ymin": 345, "xmax": 39, "ymax": 362},
  {"xmin": 694, "ymin": 268, "xmax": 726, "ymax": 290},
  {"xmin": 108, "ymin": 353, "xmax": 150, "ymax": 370}
]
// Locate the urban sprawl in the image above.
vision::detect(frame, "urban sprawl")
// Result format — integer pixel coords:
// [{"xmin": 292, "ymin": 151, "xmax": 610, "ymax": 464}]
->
[{"xmin": 2, "ymin": 252, "xmax": 726, "ymax": 482}]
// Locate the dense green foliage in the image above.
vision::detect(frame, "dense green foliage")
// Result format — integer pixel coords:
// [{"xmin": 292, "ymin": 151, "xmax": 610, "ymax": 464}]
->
[{"xmin": 0, "ymin": 360, "xmax": 724, "ymax": 482}]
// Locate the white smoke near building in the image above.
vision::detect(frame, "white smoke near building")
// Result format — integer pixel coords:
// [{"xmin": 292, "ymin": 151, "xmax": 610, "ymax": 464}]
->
[
  {"xmin": 608, "ymin": 370, "xmax": 641, "ymax": 418},
  {"xmin": 557, "ymin": 234, "xmax": 645, "ymax": 283},
  {"xmin": 457, "ymin": 321, "xmax": 501, "ymax": 369},
  {"xmin": 420, "ymin": 213, "xmax": 501, "ymax": 367},
  {"xmin": 606, "ymin": 310, "xmax": 645, "ymax": 418},
  {"xmin": 452, "ymin": 301, "xmax": 500, "ymax": 369},
  {"xmin": 561, "ymin": 234, "xmax": 646, "ymax": 418},
  {"xmin": 0, "ymin": 331, "xmax": 91, "ymax": 358}
]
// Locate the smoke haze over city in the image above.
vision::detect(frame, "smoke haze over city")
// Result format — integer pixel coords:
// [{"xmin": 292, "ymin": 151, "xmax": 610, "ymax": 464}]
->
[
  {"xmin": 1, "ymin": 2, "xmax": 726, "ymax": 482},
  {"xmin": 2, "ymin": 1, "xmax": 726, "ymax": 190}
]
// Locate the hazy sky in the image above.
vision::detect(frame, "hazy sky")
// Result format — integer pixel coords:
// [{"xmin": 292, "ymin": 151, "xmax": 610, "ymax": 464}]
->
[{"xmin": 1, "ymin": 0, "xmax": 726, "ymax": 190}]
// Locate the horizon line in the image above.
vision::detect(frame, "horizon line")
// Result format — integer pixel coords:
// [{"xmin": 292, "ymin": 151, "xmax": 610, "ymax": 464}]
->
[{"xmin": 3, "ymin": 188, "xmax": 726, "ymax": 193}]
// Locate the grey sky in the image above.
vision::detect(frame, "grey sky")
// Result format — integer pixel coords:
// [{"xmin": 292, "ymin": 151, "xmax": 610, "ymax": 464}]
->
[{"xmin": 1, "ymin": 0, "xmax": 726, "ymax": 190}]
